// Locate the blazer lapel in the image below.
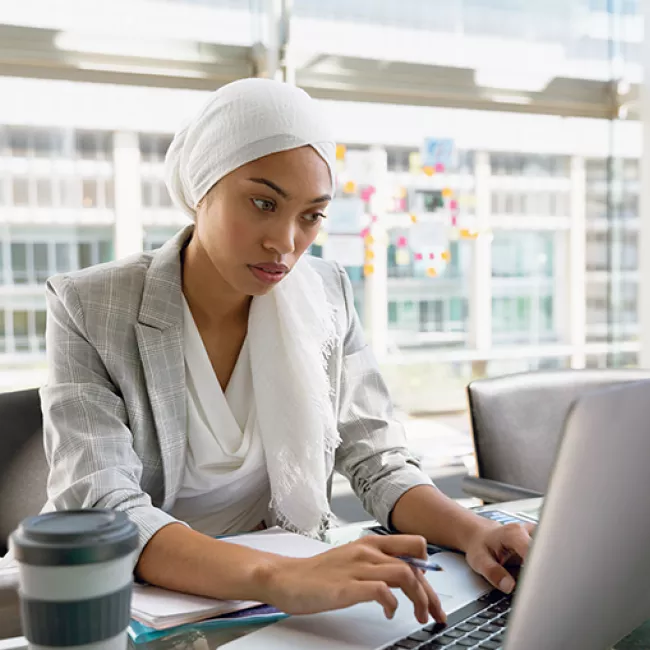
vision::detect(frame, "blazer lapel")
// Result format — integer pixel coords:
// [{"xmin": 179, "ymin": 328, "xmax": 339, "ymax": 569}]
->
[{"xmin": 135, "ymin": 226, "xmax": 193, "ymax": 511}]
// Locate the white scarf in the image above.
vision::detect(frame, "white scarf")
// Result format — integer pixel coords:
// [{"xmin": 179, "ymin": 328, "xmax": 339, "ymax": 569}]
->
[
  {"xmin": 164, "ymin": 77, "xmax": 340, "ymax": 535},
  {"xmin": 249, "ymin": 258, "xmax": 341, "ymax": 536}
]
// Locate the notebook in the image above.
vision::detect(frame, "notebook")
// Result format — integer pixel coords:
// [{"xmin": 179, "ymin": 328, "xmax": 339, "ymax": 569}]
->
[{"xmin": 131, "ymin": 528, "xmax": 332, "ymax": 631}]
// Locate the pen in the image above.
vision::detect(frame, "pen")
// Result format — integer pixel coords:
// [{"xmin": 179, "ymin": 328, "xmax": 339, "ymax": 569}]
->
[{"xmin": 397, "ymin": 556, "xmax": 443, "ymax": 572}]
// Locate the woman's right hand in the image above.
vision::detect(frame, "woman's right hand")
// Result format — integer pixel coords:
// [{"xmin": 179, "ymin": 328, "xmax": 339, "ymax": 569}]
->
[{"xmin": 257, "ymin": 534, "xmax": 447, "ymax": 624}]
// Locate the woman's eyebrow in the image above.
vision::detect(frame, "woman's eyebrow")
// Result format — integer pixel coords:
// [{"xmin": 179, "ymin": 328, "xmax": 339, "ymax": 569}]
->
[
  {"xmin": 248, "ymin": 177, "xmax": 289, "ymax": 198},
  {"xmin": 248, "ymin": 177, "xmax": 331, "ymax": 204}
]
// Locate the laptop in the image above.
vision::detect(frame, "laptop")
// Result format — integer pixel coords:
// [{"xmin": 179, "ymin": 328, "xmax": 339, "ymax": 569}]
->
[{"xmin": 224, "ymin": 379, "xmax": 650, "ymax": 650}]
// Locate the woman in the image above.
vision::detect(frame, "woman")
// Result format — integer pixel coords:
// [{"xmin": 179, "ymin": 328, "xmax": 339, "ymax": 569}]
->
[{"xmin": 40, "ymin": 78, "xmax": 532, "ymax": 624}]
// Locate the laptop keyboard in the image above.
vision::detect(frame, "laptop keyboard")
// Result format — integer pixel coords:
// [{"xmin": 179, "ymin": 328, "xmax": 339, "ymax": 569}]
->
[{"xmin": 383, "ymin": 590, "xmax": 512, "ymax": 650}]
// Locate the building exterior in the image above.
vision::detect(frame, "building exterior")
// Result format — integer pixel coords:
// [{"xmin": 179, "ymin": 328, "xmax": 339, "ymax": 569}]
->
[{"xmin": 0, "ymin": 0, "xmax": 643, "ymax": 407}]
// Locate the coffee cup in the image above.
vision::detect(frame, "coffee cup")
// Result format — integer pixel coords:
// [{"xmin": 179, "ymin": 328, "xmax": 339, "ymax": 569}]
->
[{"xmin": 10, "ymin": 510, "xmax": 138, "ymax": 650}]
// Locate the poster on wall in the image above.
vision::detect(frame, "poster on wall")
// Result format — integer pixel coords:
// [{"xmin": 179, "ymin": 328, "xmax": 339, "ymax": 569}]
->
[{"xmin": 421, "ymin": 138, "xmax": 456, "ymax": 170}]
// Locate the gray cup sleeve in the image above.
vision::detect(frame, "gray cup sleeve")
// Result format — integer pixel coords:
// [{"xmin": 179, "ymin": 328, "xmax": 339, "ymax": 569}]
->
[{"xmin": 21, "ymin": 583, "xmax": 132, "ymax": 647}]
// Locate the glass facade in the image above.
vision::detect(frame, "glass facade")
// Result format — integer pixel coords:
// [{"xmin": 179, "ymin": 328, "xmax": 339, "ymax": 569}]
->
[{"xmin": 0, "ymin": 0, "xmax": 643, "ymax": 403}]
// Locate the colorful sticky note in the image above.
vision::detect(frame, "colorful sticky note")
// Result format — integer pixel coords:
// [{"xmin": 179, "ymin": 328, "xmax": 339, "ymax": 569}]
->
[
  {"xmin": 365, "ymin": 249, "xmax": 375, "ymax": 261},
  {"xmin": 395, "ymin": 249, "xmax": 410, "ymax": 266},
  {"xmin": 364, "ymin": 234, "xmax": 375, "ymax": 246},
  {"xmin": 336, "ymin": 144, "xmax": 347, "ymax": 161},
  {"xmin": 435, "ymin": 163, "xmax": 445, "ymax": 173},
  {"xmin": 397, "ymin": 236, "xmax": 408, "ymax": 248},
  {"xmin": 450, "ymin": 199, "xmax": 458, "ymax": 210},
  {"xmin": 414, "ymin": 252, "xmax": 423, "ymax": 261},
  {"xmin": 422, "ymin": 166, "xmax": 435, "ymax": 177},
  {"xmin": 441, "ymin": 250, "xmax": 450, "ymax": 262},
  {"xmin": 442, "ymin": 188, "xmax": 453, "ymax": 199},
  {"xmin": 364, "ymin": 264, "xmax": 375, "ymax": 277},
  {"xmin": 410, "ymin": 214, "xmax": 418, "ymax": 224},
  {"xmin": 343, "ymin": 181, "xmax": 356, "ymax": 194},
  {"xmin": 426, "ymin": 267, "xmax": 438, "ymax": 277}
]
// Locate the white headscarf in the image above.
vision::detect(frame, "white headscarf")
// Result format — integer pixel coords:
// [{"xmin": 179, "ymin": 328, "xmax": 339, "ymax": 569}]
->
[
  {"xmin": 165, "ymin": 78, "xmax": 341, "ymax": 537},
  {"xmin": 165, "ymin": 77, "xmax": 336, "ymax": 219}
]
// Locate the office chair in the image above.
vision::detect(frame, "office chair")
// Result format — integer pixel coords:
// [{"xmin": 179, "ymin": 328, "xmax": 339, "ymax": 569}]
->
[
  {"xmin": 0, "ymin": 388, "xmax": 48, "ymax": 557},
  {"xmin": 462, "ymin": 368, "xmax": 650, "ymax": 503}
]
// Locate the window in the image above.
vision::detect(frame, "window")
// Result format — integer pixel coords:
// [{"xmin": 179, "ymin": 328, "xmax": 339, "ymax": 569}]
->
[
  {"xmin": 13, "ymin": 311, "xmax": 29, "ymax": 351},
  {"xmin": 142, "ymin": 179, "xmax": 173, "ymax": 208},
  {"xmin": 9, "ymin": 128, "xmax": 29, "ymax": 157},
  {"xmin": 55, "ymin": 242, "xmax": 72, "ymax": 272},
  {"xmin": 78, "ymin": 242, "xmax": 93, "ymax": 269},
  {"xmin": 449, "ymin": 297, "xmax": 467, "ymax": 323},
  {"xmin": 33, "ymin": 243, "xmax": 50, "ymax": 283},
  {"xmin": 99, "ymin": 241, "xmax": 114, "ymax": 264},
  {"xmin": 13, "ymin": 177, "xmax": 30, "ymax": 206},
  {"xmin": 0, "ymin": 310, "xmax": 4, "ymax": 353},
  {"xmin": 32, "ymin": 130, "xmax": 54, "ymax": 159},
  {"xmin": 11, "ymin": 243, "xmax": 28, "ymax": 284},
  {"xmin": 160, "ymin": 186, "xmax": 173, "ymax": 207},
  {"xmin": 34, "ymin": 310, "xmax": 47, "ymax": 350},
  {"xmin": 388, "ymin": 302, "xmax": 398, "ymax": 324},
  {"xmin": 76, "ymin": 132, "xmax": 97, "ymax": 160},
  {"xmin": 491, "ymin": 193, "xmax": 500, "ymax": 215},
  {"xmin": 105, "ymin": 178, "xmax": 115, "ymax": 209},
  {"xmin": 387, "ymin": 147, "xmax": 416, "ymax": 172},
  {"xmin": 36, "ymin": 178, "xmax": 53, "ymax": 207},
  {"xmin": 142, "ymin": 180, "xmax": 154, "ymax": 207},
  {"xmin": 82, "ymin": 179, "xmax": 98, "ymax": 208},
  {"xmin": 388, "ymin": 300, "xmax": 418, "ymax": 331},
  {"xmin": 419, "ymin": 300, "xmax": 444, "ymax": 332},
  {"xmin": 419, "ymin": 191, "xmax": 444, "ymax": 213},
  {"xmin": 140, "ymin": 134, "xmax": 173, "ymax": 163},
  {"xmin": 62, "ymin": 178, "xmax": 81, "ymax": 208}
]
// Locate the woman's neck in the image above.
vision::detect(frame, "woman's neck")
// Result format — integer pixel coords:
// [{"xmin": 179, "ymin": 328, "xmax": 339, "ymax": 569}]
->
[{"xmin": 181, "ymin": 233, "xmax": 251, "ymax": 329}]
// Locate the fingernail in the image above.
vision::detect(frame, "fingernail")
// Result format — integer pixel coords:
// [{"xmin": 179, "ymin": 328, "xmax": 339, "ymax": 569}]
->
[{"xmin": 498, "ymin": 576, "xmax": 515, "ymax": 594}]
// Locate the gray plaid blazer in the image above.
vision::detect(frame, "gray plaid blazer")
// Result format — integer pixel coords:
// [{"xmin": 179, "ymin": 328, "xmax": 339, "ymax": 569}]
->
[{"xmin": 42, "ymin": 226, "xmax": 432, "ymax": 552}]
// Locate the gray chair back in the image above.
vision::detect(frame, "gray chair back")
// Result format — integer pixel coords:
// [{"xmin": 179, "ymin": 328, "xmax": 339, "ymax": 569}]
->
[
  {"xmin": 0, "ymin": 388, "xmax": 48, "ymax": 556},
  {"xmin": 467, "ymin": 369, "xmax": 650, "ymax": 494}
]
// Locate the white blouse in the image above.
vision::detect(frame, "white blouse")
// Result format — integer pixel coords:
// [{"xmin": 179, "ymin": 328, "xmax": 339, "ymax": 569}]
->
[{"xmin": 170, "ymin": 298, "xmax": 270, "ymax": 536}]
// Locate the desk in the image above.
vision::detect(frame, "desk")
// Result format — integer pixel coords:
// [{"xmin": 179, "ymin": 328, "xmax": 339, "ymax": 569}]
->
[{"xmin": 1, "ymin": 498, "xmax": 648, "ymax": 650}]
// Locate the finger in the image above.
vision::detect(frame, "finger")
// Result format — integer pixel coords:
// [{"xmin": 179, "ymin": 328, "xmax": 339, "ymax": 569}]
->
[
  {"xmin": 339, "ymin": 581, "xmax": 399, "ymax": 620},
  {"xmin": 360, "ymin": 564, "xmax": 430, "ymax": 624},
  {"xmin": 524, "ymin": 522, "xmax": 537, "ymax": 536},
  {"xmin": 360, "ymin": 534, "xmax": 428, "ymax": 560},
  {"xmin": 416, "ymin": 570, "xmax": 447, "ymax": 624},
  {"xmin": 499, "ymin": 524, "xmax": 534, "ymax": 562},
  {"xmin": 473, "ymin": 552, "xmax": 516, "ymax": 594}
]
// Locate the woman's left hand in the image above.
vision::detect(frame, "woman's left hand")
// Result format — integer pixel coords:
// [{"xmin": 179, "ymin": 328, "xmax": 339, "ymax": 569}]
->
[{"xmin": 464, "ymin": 522, "xmax": 535, "ymax": 594}]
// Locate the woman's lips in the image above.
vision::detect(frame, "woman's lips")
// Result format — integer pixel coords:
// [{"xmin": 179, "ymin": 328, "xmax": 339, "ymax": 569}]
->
[{"xmin": 248, "ymin": 264, "xmax": 288, "ymax": 285}]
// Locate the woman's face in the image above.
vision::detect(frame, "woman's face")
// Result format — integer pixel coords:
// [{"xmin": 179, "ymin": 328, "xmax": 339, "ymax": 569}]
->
[{"xmin": 195, "ymin": 146, "xmax": 332, "ymax": 296}]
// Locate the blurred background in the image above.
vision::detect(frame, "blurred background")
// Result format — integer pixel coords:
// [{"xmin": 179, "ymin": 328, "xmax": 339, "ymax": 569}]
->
[{"xmin": 0, "ymin": 0, "xmax": 647, "ymax": 517}]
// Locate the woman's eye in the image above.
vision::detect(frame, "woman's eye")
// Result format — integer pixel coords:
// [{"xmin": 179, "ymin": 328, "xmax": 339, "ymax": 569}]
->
[
  {"xmin": 303, "ymin": 212, "xmax": 325, "ymax": 224},
  {"xmin": 252, "ymin": 198, "xmax": 275, "ymax": 212}
]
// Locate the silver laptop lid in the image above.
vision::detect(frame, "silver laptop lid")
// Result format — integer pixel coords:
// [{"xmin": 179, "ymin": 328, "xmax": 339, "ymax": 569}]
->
[{"xmin": 505, "ymin": 380, "xmax": 650, "ymax": 649}]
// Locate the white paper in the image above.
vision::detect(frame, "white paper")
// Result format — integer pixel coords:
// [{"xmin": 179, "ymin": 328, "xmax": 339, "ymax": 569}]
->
[{"xmin": 131, "ymin": 528, "xmax": 332, "ymax": 630}]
